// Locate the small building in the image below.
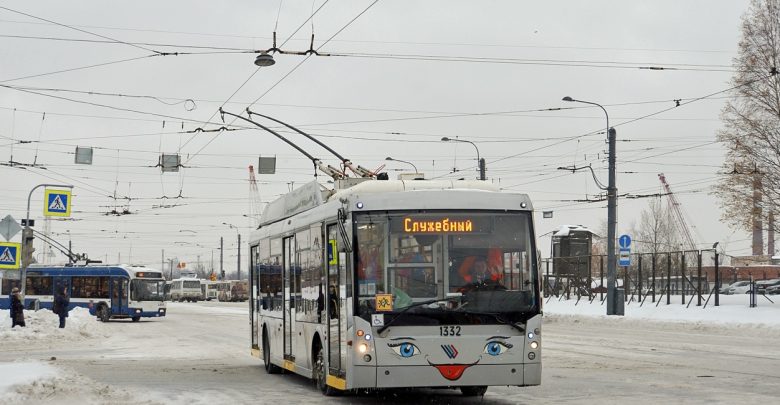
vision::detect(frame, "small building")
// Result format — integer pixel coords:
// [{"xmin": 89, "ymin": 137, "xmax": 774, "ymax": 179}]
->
[{"xmin": 551, "ymin": 225, "xmax": 594, "ymax": 278}]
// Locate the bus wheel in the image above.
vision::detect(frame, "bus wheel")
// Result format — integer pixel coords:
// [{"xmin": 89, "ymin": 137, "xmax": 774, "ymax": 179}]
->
[
  {"xmin": 460, "ymin": 386, "xmax": 488, "ymax": 397},
  {"xmin": 314, "ymin": 344, "xmax": 339, "ymax": 396},
  {"xmin": 263, "ymin": 329, "xmax": 281, "ymax": 374},
  {"xmin": 131, "ymin": 316, "xmax": 140, "ymax": 322},
  {"xmin": 97, "ymin": 306, "xmax": 110, "ymax": 322}
]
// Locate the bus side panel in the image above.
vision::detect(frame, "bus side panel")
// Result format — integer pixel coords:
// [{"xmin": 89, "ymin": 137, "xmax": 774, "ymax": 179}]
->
[{"xmin": 266, "ymin": 316, "xmax": 284, "ymax": 367}]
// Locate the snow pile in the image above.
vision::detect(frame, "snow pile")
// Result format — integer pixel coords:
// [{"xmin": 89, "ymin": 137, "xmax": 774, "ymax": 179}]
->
[
  {"xmin": 0, "ymin": 307, "xmax": 111, "ymax": 343},
  {"xmin": 0, "ymin": 362, "xmax": 162, "ymax": 405},
  {"xmin": 544, "ymin": 293, "xmax": 780, "ymax": 335}
]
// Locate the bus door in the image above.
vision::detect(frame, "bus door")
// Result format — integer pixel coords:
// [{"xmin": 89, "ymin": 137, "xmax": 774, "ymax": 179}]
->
[
  {"xmin": 283, "ymin": 236, "xmax": 295, "ymax": 359},
  {"xmin": 250, "ymin": 249, "xmax": 259, "ymax": 350},
  {"xmin": 111, "ymin": 277, "xmax": 127, "ymax": 314},
  {"xmin": 326, "ymin": 224, "xmax": 347, "ymax": 377}
]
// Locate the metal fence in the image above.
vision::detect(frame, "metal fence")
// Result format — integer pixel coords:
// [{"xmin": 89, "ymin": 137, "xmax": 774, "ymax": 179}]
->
[{"xmin": 541, "ymin": 249, "xmax": 728, "ymax": 307}]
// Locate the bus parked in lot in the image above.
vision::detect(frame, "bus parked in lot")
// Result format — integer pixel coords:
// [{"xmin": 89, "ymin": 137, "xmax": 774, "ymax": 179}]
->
[
  {"xmin": 203, "ymin": 280, "xmax": 219, "ymax": 300},
  {"xmin": 249, "ymin": 179, "xmax": 542, "ymax": 396},
  {"xmin": 167, "ymin": 278, "xmax": 203, "ymax": 302},
  {"xmin": 205, "ymin": 280, "xmax": 249, "ymax": 302},
  {"xmin": 223, "ymin": 280, "xmax": 249, "ymax": 302},
  {"xmin": 0, "ymin": 264, "xmax": 166, "ymax": 322}
]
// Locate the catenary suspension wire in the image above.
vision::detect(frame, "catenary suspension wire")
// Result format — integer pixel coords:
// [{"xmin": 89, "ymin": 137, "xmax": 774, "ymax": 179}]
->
[{"xmin": 0, "ymin": 5, "xmax": 163, "ymax": 54}]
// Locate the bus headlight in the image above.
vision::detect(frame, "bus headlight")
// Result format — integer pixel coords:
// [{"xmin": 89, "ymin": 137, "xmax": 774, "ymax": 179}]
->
[
  {"xmin": 530, "ymin": 341, "xmax": 539, "ymax": 350},
  {"xmin": 135, "ymin": 309, "xmax": 141, "ymax": 314},
  {"xmin": 358, "ymin": 343, "xmax": 368, "ymax": 354}
]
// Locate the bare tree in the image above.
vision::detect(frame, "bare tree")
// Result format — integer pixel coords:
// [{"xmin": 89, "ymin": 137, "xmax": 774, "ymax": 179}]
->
[
  {"xmin": 633, "ymin": 198, "xmax": 680, "ymax": 254},
  {"xmin": 716, "ymin": 0, "xmax": 780, "ymax": 255}
]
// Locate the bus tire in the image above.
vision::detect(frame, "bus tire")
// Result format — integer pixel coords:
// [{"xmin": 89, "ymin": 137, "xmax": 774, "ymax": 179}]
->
[
  {"xmin": 131, "ymin": 316, "xmax": 140, "ymax": 322},
  {"xmin": 263, "ymin": 328, "xmax": 281, "ymax": 374},
  {"xmin": 97, "ymin": 305, "xmax": 110, "ymax": 322},
  {"xmin": 314, "ymin": 342, "xmax": 339, "ymax": 396},
  {"xmin": 460, "ymin": 386, "xmax": 488, "ymax": 397}
]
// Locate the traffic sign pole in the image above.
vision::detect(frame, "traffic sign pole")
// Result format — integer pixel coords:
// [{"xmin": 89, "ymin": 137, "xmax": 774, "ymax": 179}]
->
[{"xmin": 21, "ymin": 183, "xmax": 73, "ymax": 295}]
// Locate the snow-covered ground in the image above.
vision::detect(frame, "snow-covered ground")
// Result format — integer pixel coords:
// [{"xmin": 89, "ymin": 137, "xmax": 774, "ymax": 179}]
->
[
  {"xmin": 545, "ymin": 292, "xmax": 780, "ymax": 329},
  {"xmin": 1, "ymin": 296, "xmax": 778, "ymax": 404}
]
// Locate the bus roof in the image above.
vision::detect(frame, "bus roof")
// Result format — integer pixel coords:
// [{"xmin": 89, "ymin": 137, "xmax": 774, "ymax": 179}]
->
[
  {"xmin": 259, "ymin": 178, "xmax": 529, "ymax": 227},
  {"xmin": 25, "ymin": 264, "xmax": 164, "ymax": 278}
]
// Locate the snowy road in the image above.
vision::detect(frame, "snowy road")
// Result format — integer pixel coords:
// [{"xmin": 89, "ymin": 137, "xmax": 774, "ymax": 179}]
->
[{"xmin": 1, "ymin": 300, "xmax": 779, "ymax": 404}]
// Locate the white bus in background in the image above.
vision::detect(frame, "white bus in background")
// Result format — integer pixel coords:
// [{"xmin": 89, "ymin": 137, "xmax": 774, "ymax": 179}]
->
[
  {"xmin": 202, "ymin": 280, "xmax": 216, "ymax": 300},
  {"xmin": 219, "ymin": 280, "xmax": 249, "ymax": 302},
  {"xmin": 168, "ymin": 278, "xmax": 202, "ymax": 302}
]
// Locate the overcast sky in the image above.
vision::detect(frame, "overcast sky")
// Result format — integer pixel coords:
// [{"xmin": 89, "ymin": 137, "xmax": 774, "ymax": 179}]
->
[{"xmin": 0, "ymin": 0, "xmax": 753, "ymax": 271}]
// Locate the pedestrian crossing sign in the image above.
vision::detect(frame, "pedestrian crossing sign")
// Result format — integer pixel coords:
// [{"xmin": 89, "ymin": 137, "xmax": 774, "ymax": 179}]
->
[
  {"xmin": 0, "ymin": 242, "xmax": 21, "ymax": 269},
  {"xmin": 44, "ymin": 189, "xmax": 72, "ymax": 217}
]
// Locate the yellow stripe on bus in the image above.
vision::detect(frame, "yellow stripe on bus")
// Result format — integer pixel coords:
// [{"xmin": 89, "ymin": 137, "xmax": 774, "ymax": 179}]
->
[
  {"xmin": 326, "ymin": 375, "xmax": 346, "ymax": 390},
  {"xmin": 250, "ymin": 348, "xmax": 261, "ymax": 359},
  {"xmin": 283, "ymin": 360, "xmax": 295, "ymax": 372}
]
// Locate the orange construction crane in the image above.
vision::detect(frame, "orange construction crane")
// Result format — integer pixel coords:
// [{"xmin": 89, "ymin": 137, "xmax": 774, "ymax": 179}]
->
[{"xmin": 658, "ymin": 173, "xmax": 697, "ymax": 251}]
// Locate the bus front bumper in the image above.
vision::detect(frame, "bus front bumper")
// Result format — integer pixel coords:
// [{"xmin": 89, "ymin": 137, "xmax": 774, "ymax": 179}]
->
[
  {"xmin": 128, "ymin": 308, "xmax": 167, "ymax": 318},
  {"xmin": 351, "ymin": 362, "xmax": 541, "ymax": 389}
]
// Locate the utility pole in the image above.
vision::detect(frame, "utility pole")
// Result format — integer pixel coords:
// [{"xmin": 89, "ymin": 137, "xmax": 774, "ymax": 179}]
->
[
  {"xmin": 220, "ymin": 236, "xmax": 224, "ymax": 280},
  {"xmin": 606, "ymin": 127, "xmax": 623, "ymax": 316},
  {"xmin": 237, "ymin": 233, "xmax": 241, "ymax": 280}
]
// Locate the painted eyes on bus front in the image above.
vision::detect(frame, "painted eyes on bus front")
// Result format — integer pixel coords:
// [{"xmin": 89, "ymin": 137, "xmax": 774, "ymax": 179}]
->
[
  {"xmin": 388, "ymin": 342, "xmax": 421, "ymax": 358},
  {"xmin": 484, "ymin": 341, "xmax": 512, "ymax": 356}
]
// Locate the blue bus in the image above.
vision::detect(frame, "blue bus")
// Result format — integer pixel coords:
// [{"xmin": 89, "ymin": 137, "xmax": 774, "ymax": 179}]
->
[{"xmin": 1, "ymin": 264, "xmax": 167, "ymax": 322}]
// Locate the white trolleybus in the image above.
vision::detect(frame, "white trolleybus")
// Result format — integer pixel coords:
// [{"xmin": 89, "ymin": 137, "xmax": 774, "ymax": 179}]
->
[
  {"xmin": 0, "ymin": 264, "xmax": 167, "ymax": 321},
  {"xmin": 249, "ymin": 179, "xmax": 542, "ymax": 396},
  {"xmin": 167, "ymin": 278, "xmax": 203, "ymax": 302}
]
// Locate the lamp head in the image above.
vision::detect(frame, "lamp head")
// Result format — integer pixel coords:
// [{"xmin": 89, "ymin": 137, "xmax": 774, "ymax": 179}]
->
[
  {"xmin": 562, "ymin": 96, "xmax": 574, "ymax": 102},
  {"xmin": 441, "ymin": 137, "xmax": 451, "ymax": 142},
  {"xmin": 254, "ymin": 53, "xmax": 276, "ymax": 67},
  {"xmin": 385, "ymin": 157, "xmax": 394, "ymax": 161}
]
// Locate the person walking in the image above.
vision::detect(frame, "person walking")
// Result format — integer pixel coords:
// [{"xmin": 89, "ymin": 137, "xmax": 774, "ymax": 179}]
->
[
  {"xmin": 10, "ymin": 287, "xmax": 25, "ymax": 328},
  {"xmin": 53, "ymin": 287, "xmax": 70, "ymax": 328}
]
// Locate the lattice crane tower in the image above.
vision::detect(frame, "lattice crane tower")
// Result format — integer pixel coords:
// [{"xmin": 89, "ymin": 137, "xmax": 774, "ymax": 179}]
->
[
  {"xmin": 248, "ymin": 165, "xmax": 261, "ymax": 227},
  {"xmin": 658, "ymin": 173, "xmax": 697, "ymax": 251}
]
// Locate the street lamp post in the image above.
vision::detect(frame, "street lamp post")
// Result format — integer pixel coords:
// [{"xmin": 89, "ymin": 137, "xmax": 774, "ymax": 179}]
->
[
  {"xmin": 441, "ymin": 137, "xmax": 486, "ymax": 180},
  {"xmin": 385, "ymin": 156, "xmax": 418, "ymax": 173},
  {"xmin": 21, "ymin": 183, "xmax": 74, "ymax": 295},
  {"xmin": 223, "ymin": 223, "xmax": 241, "ymax": 280},
  {"xmin": 562, "ymin": 96, "xmax": 622, "ymax": 316}
]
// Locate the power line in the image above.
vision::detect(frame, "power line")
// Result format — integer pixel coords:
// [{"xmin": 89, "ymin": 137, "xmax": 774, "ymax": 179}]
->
[
  {"xmin": 326, "ymin": 51, "xmax": 743, "ymax": 73},
  {"xmin": 182, "ymin": 0, "xmax": 380, "ymax": 164},
  {"xmin": 0, "ymin": 19, "xmax": 736, "ymax": 55},
  {"xmin": 0, "ymin": 5, "xmax": 162, "ymax": 54},
  {"xmin": 0, "ymin": 54, "xmax": 159, "ymax": 83},
  {"xmin": 0, "ymin": 84, "xmax": 227, "ymax": 126}
]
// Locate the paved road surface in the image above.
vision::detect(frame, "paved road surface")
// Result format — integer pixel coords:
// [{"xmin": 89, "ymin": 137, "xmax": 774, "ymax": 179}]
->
[{"xmin": 2, "ymin": 301, "xmax": 778, "ymax": 403}]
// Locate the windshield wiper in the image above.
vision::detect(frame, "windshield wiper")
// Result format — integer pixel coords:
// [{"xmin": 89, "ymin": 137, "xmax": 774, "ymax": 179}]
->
[
  {"xmin": 377, "ymin": 296, "xmax": 463, "ymax": 334},
  {"xmin": 454, "ymin": 309, "xmax": 526, "ymax": 333}
]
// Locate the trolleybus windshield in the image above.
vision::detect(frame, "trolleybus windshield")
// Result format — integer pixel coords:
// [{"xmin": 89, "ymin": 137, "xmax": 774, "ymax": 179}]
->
[{"xmin": 354, "ymin": 211, "xmax": 538, "ymax": 326}]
